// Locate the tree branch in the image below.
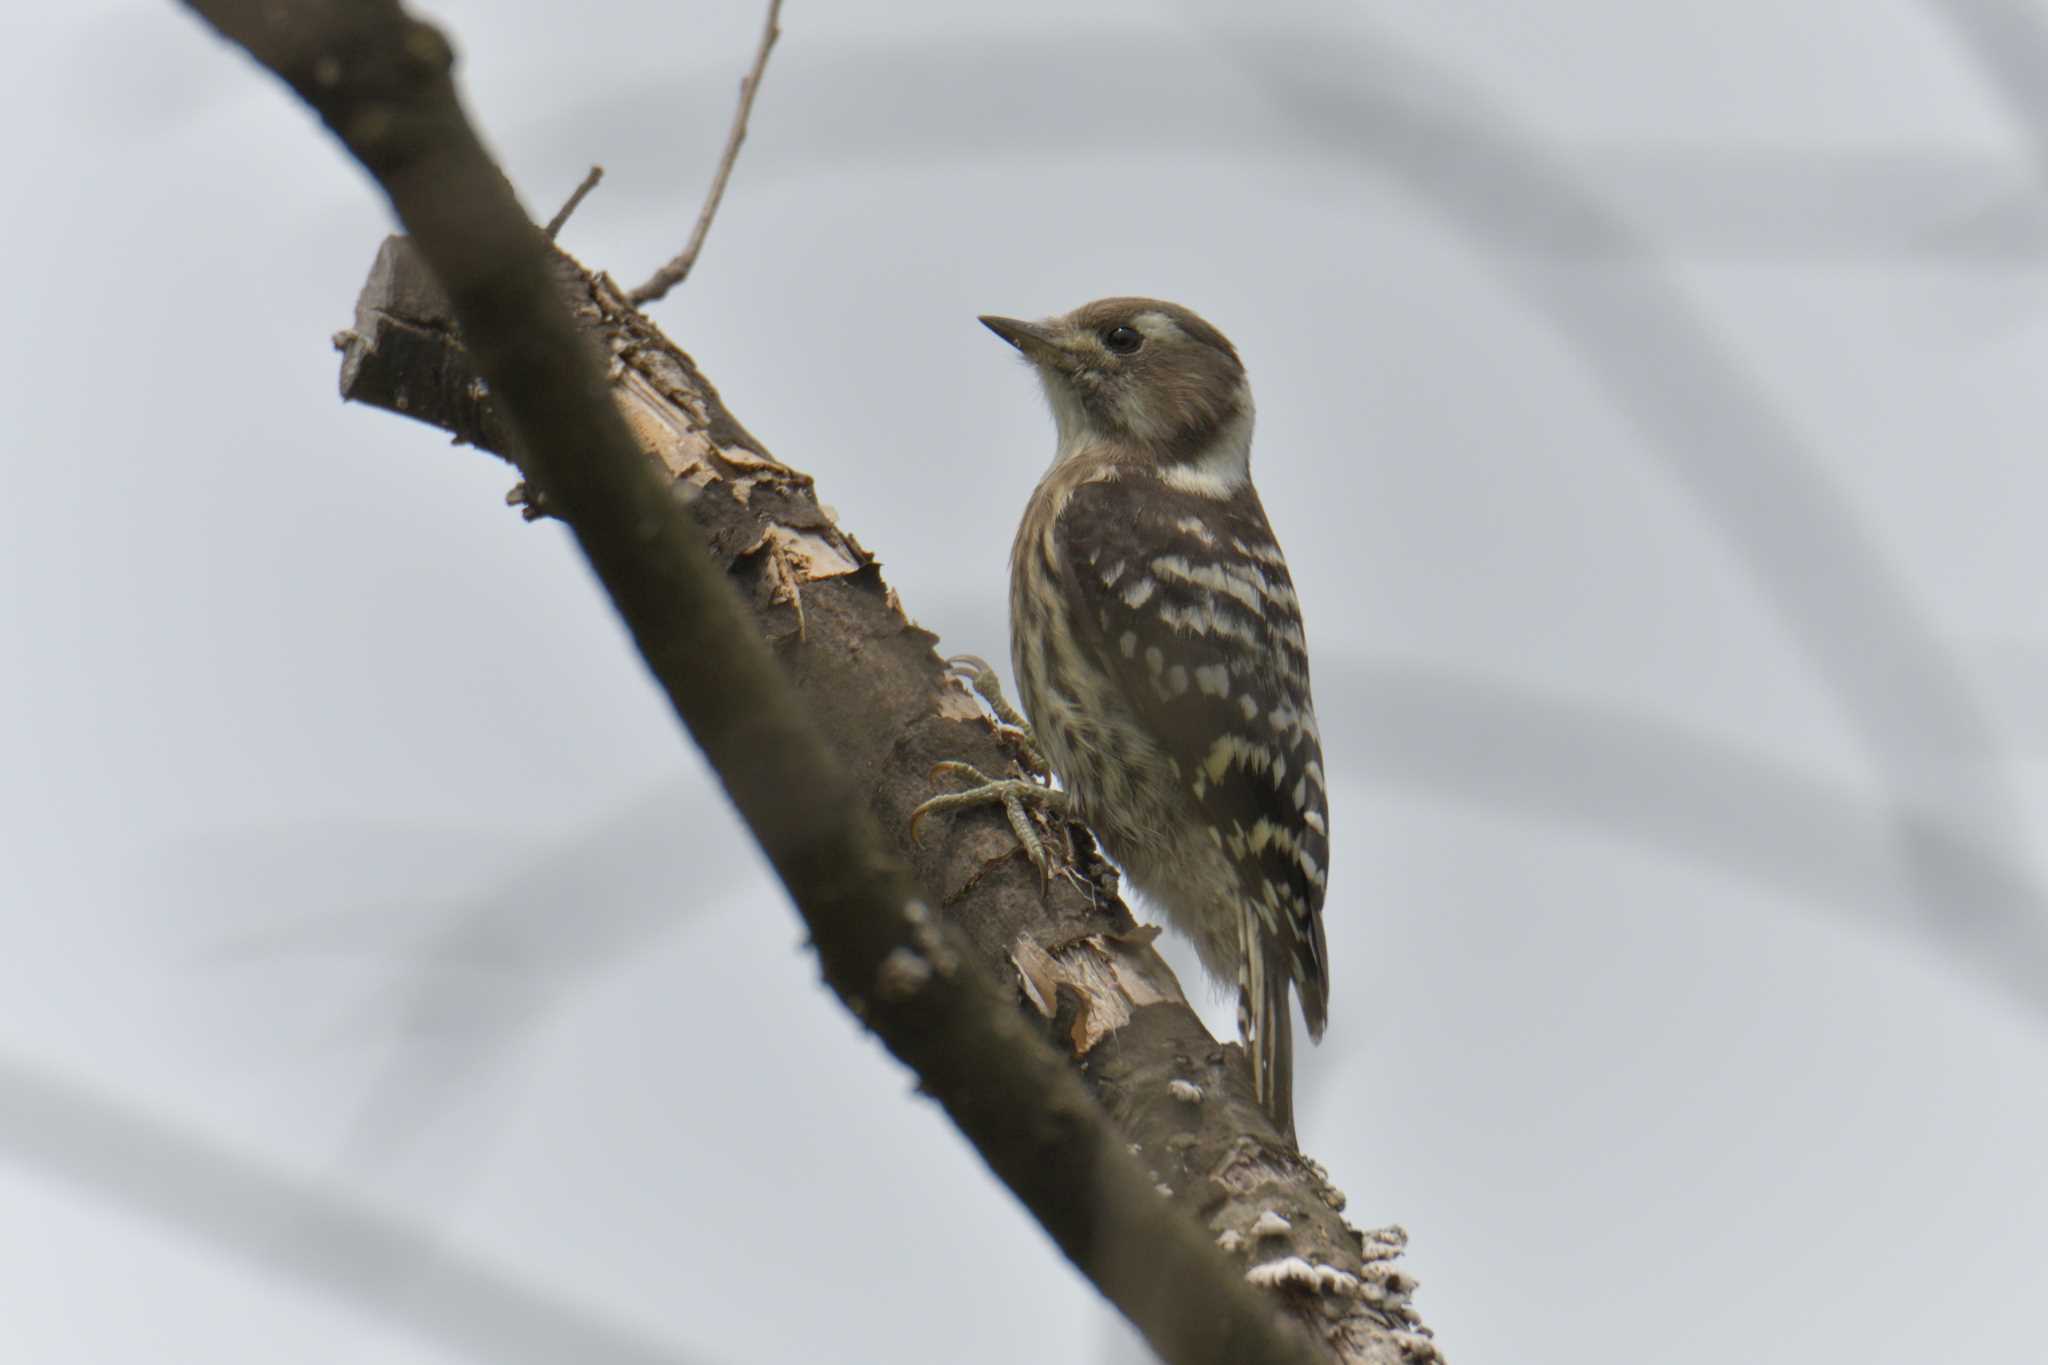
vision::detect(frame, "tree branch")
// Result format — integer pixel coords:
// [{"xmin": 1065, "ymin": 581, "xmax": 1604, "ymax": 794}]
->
[
  {"xmin": 178, "ymin": 2, "xmax": 1435, "ymax": 1360},
  {"xmin": 544, "ymin": 163, "xmax": 604, "ymax": 240},
  {"xmin": 627, "ymin": 0, "xmax": 783, "ymax": 305}
]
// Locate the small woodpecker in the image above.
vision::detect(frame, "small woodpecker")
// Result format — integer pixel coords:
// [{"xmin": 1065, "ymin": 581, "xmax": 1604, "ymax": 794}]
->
[{"xmin": 924, "ymin": 297, "xmax": 1330, "ymax": 1140}]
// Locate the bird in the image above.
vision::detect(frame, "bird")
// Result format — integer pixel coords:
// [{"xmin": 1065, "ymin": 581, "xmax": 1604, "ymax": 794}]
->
[{"xmin": 917, "ymin": 297, "xmax": 1330, "ymax": 1140}]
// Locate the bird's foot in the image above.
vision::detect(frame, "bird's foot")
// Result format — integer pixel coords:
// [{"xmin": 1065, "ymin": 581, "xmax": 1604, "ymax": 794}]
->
[
  {"xmin": 909, "ymin": 761, "xmax": 1071, "ymax": 883},
  {"xmin": 942, "ymin": 654, "xmax": 1050, "ymax": 780}
]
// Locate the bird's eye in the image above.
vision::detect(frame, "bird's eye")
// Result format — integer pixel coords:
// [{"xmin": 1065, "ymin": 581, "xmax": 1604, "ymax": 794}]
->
[{"xmin": 1102, "ymin": 324, "xmax": 1143, "ymax": 355}]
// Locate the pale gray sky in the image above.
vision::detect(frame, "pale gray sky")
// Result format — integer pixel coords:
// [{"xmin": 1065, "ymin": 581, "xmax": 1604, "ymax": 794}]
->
[{"xmin": 6, "ymin": 3, "xmax": 2048, "ymax": 1362}]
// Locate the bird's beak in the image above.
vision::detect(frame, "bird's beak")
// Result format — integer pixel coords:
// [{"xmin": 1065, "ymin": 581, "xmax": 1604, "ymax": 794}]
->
[{"xmin": 979, "ymin": 314, "xmax": 1074, "ymax": 372}]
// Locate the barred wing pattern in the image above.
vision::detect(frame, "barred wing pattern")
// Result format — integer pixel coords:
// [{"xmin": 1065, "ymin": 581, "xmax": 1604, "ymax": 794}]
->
[{"xmin": 1050, "ymin": 475, "xmax": 1330, "ymax": 1114}]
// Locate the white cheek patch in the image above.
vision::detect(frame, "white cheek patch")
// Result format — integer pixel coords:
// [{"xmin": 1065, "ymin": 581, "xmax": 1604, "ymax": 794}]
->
[
  {"xmin": 1042, "ymin": 374, "xmax": 1097, "ymax": 466},
  {"xmin": 1110, "ymin": 385, "xmax": 1174, "ymax": 445}
]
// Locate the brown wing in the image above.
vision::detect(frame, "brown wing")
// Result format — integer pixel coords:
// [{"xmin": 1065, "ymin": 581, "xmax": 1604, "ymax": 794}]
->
[{"xmin": 1052, "ymin": 475, "xmax": 1331, "ymax": 1031}]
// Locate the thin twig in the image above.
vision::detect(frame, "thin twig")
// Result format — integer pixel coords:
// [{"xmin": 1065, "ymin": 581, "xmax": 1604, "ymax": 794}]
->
[
  {"xmin": 627, "ymin": 0, "xmax": 783, "ymax": 305},
  {"xmin": 544, "ymin": 164, "xmax": 605, "ymax": 240}
]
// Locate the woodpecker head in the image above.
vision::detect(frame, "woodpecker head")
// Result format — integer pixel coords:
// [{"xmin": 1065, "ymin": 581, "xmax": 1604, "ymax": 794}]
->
[{"xmin": 980, "ymin": 298, "xmax": 1254, "ymax": 492}]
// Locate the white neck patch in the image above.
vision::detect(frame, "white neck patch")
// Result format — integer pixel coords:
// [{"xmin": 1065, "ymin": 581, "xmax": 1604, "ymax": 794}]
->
[{"xmin": 1159, "ymin": 394, "xmax": 1254, "ymax": 497}]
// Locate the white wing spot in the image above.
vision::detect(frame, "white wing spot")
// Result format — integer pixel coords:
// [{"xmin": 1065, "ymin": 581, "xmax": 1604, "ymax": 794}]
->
[
  {"xmin": 1201, "ymin": 733, "xmax": 1275, "ymax": 786},
  {"xmin": 1230, "ymin": 537, "xmax": 1289, "ymax": 568},
  {"xmin": 1158, "ymin": 600, "xmax": 1261, "ymax": 647},
  {"xmin": 1151, "ymin": 555, "xmax": 1263, "ymax": 615}
]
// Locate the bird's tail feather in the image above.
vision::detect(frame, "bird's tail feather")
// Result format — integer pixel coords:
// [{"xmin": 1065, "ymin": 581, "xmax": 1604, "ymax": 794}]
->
[{"xmin": 1237, "ymin": 914, "xmax": 1297, "ymax": 1142}]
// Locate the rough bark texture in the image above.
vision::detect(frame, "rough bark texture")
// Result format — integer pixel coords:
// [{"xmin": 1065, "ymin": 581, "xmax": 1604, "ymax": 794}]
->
[{"xmin": 338, "ymin": 237, "xmax": 1437, "ymax": 1363}]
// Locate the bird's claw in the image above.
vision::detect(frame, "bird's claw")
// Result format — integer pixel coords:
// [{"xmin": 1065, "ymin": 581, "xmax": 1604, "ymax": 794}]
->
[
  {"xmin": 909, "ymin": 760, "xmax": 1069, "ymax": 883},
  {"xmin": 942, "ymin": 655, "xmax": 1049, "ymax": 778}
]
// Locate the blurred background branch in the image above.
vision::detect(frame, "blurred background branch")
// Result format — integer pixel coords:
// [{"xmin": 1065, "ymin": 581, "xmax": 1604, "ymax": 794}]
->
[{"xmin": 0, "ymin": 1053, "xmax": 710, "ymax": 1365}]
